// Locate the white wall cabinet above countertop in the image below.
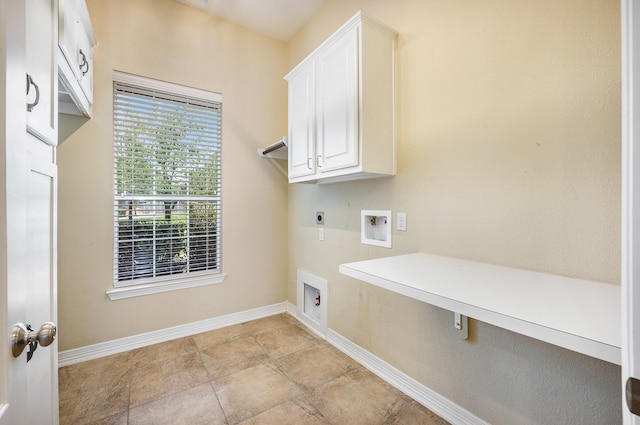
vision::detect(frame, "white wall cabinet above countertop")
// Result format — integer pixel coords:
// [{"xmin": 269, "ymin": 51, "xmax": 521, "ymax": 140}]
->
[
  {"xmin": 285, "ymin": 11, "xmax": 397, "ymax": 184},
  {"xmin": 339, "ymin": 252, "xmax": 620, "ymax": 364},
  {"xmin": 26, "ymin": 0, "xmax": 59, "ymax": 144},
  {"xmin": 58, "ymin": 0, "xmax": 95, "ymax": 117}
]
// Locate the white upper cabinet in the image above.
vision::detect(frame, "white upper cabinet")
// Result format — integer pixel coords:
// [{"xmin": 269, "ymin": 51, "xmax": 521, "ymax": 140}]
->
[
  {"xmin": 76, "ymin": 23, "xmax": 93, "ymax": 104},
  {"xmin": 288, "ymin": 65, "xmax": 316, "ymax": 178},
  {"xmin": 58, "ymin": 0, "xmax": 95, "ymax": 117},
  {"xmin": 285, "ymin": 12, "xmax": 397, "ymax": 184},
  {"xmin": 315, "ymin": 26, "xmax": 359, "ymax": 173},
  {"xmin": 25, "ymin": 0, "xmax": 59, "ymax": 144},
  {"xmin": 58, "ymin": 0, "xmax": 80, "ymax": 78}
]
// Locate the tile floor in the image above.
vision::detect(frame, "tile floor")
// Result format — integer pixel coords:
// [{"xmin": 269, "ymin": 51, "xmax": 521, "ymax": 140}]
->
[{"xmin": 58, "ymin": 314, "xmax": 450, "ymax": 425}]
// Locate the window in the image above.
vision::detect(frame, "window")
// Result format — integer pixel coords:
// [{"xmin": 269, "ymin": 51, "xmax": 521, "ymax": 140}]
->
[{"xmin": 110, "ymin": 71, "xmax": 224, "ymax": 298}]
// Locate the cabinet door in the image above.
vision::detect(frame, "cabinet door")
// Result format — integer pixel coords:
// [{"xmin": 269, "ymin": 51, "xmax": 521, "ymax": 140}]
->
[
  {"xmin": 77, "ymin": 22, "xmax": 93, "ymax": 104},
  {"xmin": 315, "ymin": 26, "xmax": 359, "ymax": 173},
  {"xmin": 25, "ymin": 0, "xmax": 57, "ymax": 144},
  {"xmin": 58, "ymin": 0, "xmax": 80, "ymax": 79},
  {"xmin": 288, "ymin": 65, "xmax": 316, "ymax": 179}
]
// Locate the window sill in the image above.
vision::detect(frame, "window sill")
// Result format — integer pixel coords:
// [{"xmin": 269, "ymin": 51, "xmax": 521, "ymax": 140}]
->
[{"xmin": 106, "ymin": 272, "xmax": 227, "ymax": 300}]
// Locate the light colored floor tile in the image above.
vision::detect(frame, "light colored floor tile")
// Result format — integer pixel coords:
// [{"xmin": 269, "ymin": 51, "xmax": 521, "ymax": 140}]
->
[
  {"xmin": 193, "ymin": 323, "xmax": 248, "ymax": 350},
  {"xmin": 237, "ymin": 396, "xmax": 330, "ymax": 425},
  {"xmin": 89, "ymin": 411, "xmax": 129, "ymax": 425},
  {"xmin": 255, "ymin": 325, "xmax": 318, "ymax": 358},
  {"xmin": 242, "ymin": 313, "xmax": 297, "ymax": 335},
  {"xmin": 58, "ymin": 352, "xmax": 131, "ymax": 425},
  {"xmin": 130, "ymin": 351, "xmax": 209, "ymax": 407},
  {"xmin": 275, "ymin": 345, "xmax": 355, "ymax": 391},
  {"xmin": 213, "ymin": 363, "xmax": 304, "ymax": 425},
  {"xmin": 200, "ymin": 336, "xmax": 270, "ymax": 380},
  {"xmin": 309, "ymin": 368, "xmax": 401, "ymax": 425},
  {"xmin": 59, "ymin": 314, "xmax": 450, "ymax": 425},
  {"xmin": 129, "ymin": 383, "xmax": 228, "ymax": 425},
  {"xmin": 385, "ymin": 400, "xmax": 452, "ymax": 425},
  {"xmin": 132, "ymin": 336, "xmax": 198, "ymax": 366}
]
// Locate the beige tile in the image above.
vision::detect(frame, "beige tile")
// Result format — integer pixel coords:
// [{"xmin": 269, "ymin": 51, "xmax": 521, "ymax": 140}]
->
[
  {"xmin": 58, "ymin": 352, "xmax": 132, "ymax": 425},
  {"xmin": 58, "ymin": 315, "xmax": 450, "ymax": 425},
  {"xmin": 309, "ymin": 369, "xmax": 401, "ymax": 425},
  {"xmin": 200, "ymin": 336, "xmax": 270, "ymax": 380},
  {"xmin": 213, "ymin": 363, "xmax": 303, "ymax": 425},
  {"xmin": 129, "ymin": 383, "xmax": 227, "ymax": 425},
  {"xmin": 132, "ymin": 336, "xmax": 198, "ymax": 366},
  {"xmin": 130, "ymin": 352, "xmax": 209, "ymax": 407},
  {"xmin": 193, "ymin": 323, "xmax": 248, "ymax": 350},
  {"xmin": 90, "ymin": 411, "xmax": 129, "ymax": 425},
  {"xmin": 255, "ymin": 325, "xmax": 318, "ymax": 358},
  {"xmin": 275, "ymin": 346, "xmax": 354, "ymax": 391},
  {"xmin": 242, "ymin": 314, "xmax": 297, "ymax": 335},
  {"xmin": 385, "ymin": 400, "xmax": 452, "ymax": 425},
  {"xmin": 237, "ymin": 396, "xmax": 330, "ymax": 425}
]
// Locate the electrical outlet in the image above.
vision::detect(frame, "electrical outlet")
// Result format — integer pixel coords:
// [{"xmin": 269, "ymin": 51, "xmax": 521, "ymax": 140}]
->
[
  {"xmin": 397, "ymin": 212, "xmax": 407, "ymax": 231},
  {"xmin": 319, "ymin": 228, "xmax": 324, "ymax": 241}
]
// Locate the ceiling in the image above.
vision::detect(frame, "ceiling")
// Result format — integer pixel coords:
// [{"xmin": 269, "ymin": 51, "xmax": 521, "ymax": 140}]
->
[{"xmin": 174, "ymin": 0, "xmax": 325, "ymax": 42}]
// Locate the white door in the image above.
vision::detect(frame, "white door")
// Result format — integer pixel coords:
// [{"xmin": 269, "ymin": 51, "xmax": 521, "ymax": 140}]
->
[
  {"xmin": 0, "ymin": 138, "xmax": 58, "ymax": 425},
  {"xmin": 25, "ymin": 134, "xmax": 59, "ymax": 425},
  {"xmin": 0, "ymin": 0, "xmax": 59, "ymax": 424},
  {"xmin": 622, "ymin": 0, "xmax": 640, "ymax": 423},
  {"xmin": 315, "ymin": 25, "xmax": 359, "ymax": 173}
]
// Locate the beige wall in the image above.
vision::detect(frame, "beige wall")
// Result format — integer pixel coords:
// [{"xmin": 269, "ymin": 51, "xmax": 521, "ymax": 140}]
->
[
  {"xmin": 57, "ymin": 0, "xmax": 289, "ymax": 349},
  {"xmin": 286, "ymin": 1, "xmax": 621, "ymax": 424},
  {"xmin": 58, "ymin": 0, "xmax": 623, "ymax": 423}
]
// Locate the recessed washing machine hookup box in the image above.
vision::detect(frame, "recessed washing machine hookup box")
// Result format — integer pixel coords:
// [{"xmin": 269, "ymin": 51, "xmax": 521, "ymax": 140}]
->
[
  {"xmin": 361, "ymin": 210, "xmax": 392, "ymax": 248},
  {"xmin": 296, "ymin": 269, "xmax": 328, "ymax": 337}
]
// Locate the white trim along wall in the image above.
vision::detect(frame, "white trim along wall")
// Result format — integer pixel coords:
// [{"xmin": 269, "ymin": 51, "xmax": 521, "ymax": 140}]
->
[{"xmin": 58, "ymin": 303, "xmax": 286, "ymax": 366}]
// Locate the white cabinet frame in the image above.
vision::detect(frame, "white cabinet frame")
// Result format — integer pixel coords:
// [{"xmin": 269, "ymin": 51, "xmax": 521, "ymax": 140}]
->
[{"xmin": 285, "ymin": 11, "xmax": 397, "ymax": 184}]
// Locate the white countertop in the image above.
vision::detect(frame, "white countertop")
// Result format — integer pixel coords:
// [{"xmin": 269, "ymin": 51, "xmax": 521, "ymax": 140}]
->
[{"xmin": 339, "ymin": 252, "xmax": 620, "ymax": 364}]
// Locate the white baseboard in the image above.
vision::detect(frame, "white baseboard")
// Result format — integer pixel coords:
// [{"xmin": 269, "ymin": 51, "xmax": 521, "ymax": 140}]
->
[{"xmin": 58, "ymin": 302, "xmax": 288, "ymax": 367}]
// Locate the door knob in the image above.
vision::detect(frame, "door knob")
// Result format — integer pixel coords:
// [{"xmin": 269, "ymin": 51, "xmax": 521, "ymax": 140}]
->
[{"xmin": 11, "ymin": 322, "xmax": 56, "ymax": 360}]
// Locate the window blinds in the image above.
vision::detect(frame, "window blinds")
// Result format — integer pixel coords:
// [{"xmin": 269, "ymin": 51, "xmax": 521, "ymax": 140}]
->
[{"xmin": 113, "ymin": 78, "xmax": 222, "ymax": 285}]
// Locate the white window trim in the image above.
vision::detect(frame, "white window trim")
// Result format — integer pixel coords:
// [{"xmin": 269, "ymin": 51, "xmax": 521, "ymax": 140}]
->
[
  {"xmin": 108, "ymin": 70, "xmax": 226, "ymax": 300},
  {"xmin": 112, "ymin": 70, "xmax": 223, "ymax": 103},
  {"xmin": 107, "ymin": 271, "xmax": 227, "ymax": 300}
]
